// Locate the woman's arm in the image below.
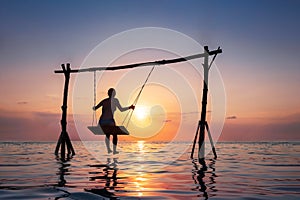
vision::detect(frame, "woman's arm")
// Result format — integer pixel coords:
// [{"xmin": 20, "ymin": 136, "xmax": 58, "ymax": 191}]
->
[
  {"xmin": 93, "ymin": 100, "xmax": 103, "ymax": 110},
  {"xmin": 115, "ymin": 99, "xmax": 128, "ymax": 112},
  {"xmin": 115, "ymin": 99, "xmax": 135, "ymax": 112}
]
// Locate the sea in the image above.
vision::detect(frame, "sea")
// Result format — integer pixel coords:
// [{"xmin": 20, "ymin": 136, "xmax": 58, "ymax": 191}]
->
[{"xmin": 0, "ymin": 141, "xmax": 299, "ymax": 199}]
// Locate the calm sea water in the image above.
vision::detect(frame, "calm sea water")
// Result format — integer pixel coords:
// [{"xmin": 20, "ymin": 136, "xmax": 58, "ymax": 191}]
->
[{"xmin": 0, "ymin": 141, "xmax": 299, "ymax": 199}]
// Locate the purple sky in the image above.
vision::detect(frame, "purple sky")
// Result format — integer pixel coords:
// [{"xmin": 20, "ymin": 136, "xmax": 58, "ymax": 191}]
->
[{"xmin": 1, "ymin": 0, "xmax": 300, "ymax": 141}]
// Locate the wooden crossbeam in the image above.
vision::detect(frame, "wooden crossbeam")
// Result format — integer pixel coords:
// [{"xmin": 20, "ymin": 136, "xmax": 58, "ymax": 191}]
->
[{"xmin": 54, "ymin": 48, "xmax": 222, "ymax": 74}]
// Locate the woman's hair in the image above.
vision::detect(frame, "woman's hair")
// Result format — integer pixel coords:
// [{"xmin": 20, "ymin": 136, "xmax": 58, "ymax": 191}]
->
[{"xmin": 108, "ymin": 88, "xmax": 115, "ymax": 97}]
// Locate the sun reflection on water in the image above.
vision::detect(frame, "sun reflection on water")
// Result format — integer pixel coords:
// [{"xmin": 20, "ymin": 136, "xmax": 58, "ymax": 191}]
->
[
  {"xmin": 134, "ymin": 141, "xmax": 147, "ymax": 197},
  {"xmin": 138, "ymin": 140, "xmax": 145, "ymax": 152}
]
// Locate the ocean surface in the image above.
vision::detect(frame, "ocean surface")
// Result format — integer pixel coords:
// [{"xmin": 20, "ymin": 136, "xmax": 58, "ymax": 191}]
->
[{"xmin": 0, "ymin": 141, "xmax": 299, "ymax": 199}]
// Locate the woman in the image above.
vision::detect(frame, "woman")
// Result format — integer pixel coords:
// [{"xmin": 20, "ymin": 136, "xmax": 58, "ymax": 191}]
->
[{"xmin": 93, "ymin": 88, "xmax": 134, "ymax": 154}]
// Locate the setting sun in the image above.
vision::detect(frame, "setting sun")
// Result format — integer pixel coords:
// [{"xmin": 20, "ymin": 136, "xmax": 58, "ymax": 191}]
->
[
  {"xmin": 131, "ymin": 105, "xmax": 152, "ymax": 128},
  {"xmin": 134, "ymin": 106, "xmax": 149, "ymax": 120}
]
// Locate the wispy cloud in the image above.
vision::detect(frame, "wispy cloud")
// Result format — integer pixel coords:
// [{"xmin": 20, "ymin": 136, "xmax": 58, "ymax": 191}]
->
[
  {"xmin": 220, "ymin": 112, "xmax": 300, "ymax": 141},
  {"xmin": 0, "ymin": 110, "xmax": 80, "ymax": 141},
  {"xmin": 226, "ymin": 115, "xmax": 237, "ymax": 120},
  {"xmin": 181, "ymin": 111, "xmax": 200, "ymax": 115},
  {"xmin": 45, "ymin": 94, "xmax": 59, "ymax": 100},
  {"xmin": 17, "ymin": 101, "xmax": 28, "ymax": 105}
]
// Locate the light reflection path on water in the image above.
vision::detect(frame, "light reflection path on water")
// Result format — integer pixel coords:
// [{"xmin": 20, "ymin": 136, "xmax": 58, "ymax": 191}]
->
[
  {"xmin": 86, "ymin": 141, "xmax": 157, "ymax": 198},
  {"xmin": 83, "ymin": 140, "xmax": 219, "ymax": 199}
]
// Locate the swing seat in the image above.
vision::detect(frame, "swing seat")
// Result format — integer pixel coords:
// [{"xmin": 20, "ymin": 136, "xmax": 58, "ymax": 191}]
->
[{"xmin": 88, "ymin": 125, "xmax": 130, "ymax": 135}]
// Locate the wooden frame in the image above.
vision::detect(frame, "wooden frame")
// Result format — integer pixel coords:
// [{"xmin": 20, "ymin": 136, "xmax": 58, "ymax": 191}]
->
[{"xmin": 54, "ymin": 46, "xmax": 222, "ymax": 165}]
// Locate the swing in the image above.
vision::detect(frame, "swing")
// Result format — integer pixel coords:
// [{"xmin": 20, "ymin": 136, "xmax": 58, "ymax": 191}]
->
[
  {"xmin": 87, "ymin": 125, "xmax": 129, "ymax": 135},
  {"xmin": 88, "ymin": 66, "xmax": 155, "ymax": 135}
]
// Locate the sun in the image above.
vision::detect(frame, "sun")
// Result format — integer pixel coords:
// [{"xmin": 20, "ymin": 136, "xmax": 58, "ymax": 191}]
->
[
  {"xmin": 134, "ymin": 106, "xmax": 148, "ymax": 120},
  {"xmin": 131, "ymin": 105, "xmax": 152, "ymax": 128}
]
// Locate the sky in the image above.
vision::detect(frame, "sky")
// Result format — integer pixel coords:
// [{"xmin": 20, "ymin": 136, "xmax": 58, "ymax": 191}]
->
[{"xmin": 0, "ymin": 0, "xmax": 300, "ymax": 142}]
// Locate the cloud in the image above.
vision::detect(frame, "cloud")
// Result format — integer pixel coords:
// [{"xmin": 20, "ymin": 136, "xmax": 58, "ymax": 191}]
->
[
  {"xmin": 17, "ymin": 101, "xmax": 28, "ymax": 105},
  {"xmin": 181, "ymin": 111, "xmax": 200, "ymax": 115},
  {"xmin": 45, "ymin": 94, "xmax": 60, "ymax": 100},
  {"xmin": 220, "ymin": 112, "xmax": 300, "ymax": 141},
  {"xmin": 1, "ymin": 109, "xmax": 300, "ymax": 142},
  {"xmin": 0, "ymin": 111, "xmax": 80, "ymax": 141},
  {"xmin": 226, "ymin": 115, "xmax": 237, "ymax": 120}
]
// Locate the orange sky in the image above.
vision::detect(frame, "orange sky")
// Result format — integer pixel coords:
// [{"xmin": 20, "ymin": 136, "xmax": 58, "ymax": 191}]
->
[{"xmin": 1, "ymin": 1, "xmax": 300, "ymax": 142}]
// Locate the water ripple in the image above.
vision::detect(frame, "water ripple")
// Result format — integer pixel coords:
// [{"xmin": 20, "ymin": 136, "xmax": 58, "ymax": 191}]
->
[{"xmin": 0, "ymin": 141, "xmax": 300, "ymax": 199}]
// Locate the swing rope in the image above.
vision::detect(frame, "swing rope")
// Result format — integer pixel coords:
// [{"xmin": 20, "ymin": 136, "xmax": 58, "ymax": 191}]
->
[
  {"xmin": 92, "ymin": 71, "xmax": 97, "ymax": 126},
  {"xmin": 122, "ymin": 65, "xmax": 156, "ymax": 128}
]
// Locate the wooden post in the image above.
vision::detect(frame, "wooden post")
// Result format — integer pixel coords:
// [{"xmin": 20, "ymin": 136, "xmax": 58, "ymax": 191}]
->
[
  {"xmin": 197, "ymin": 46, "xmax": 209, "ymax": 166},
  {"xmin": 205, "ymin": 122, "xmax": 217, "ymax": 159},
  {"xmin": 190, "ymin": 47, "xmax": 221, "ymax": 166},
  {"xmin": 55, "ymin": 63, "xmax": 75, "ymax": 159},
  {"xmin": 191, "ymin": 121, "xmax": 200, "ymax": 158}
]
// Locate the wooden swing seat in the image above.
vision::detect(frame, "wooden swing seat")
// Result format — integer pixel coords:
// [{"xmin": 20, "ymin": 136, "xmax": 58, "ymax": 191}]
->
[{"xmin": 88, "ymin": 125, "xmax": 129, "ymax": 135}]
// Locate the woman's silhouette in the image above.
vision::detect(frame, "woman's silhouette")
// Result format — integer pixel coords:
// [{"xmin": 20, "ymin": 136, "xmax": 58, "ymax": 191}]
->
[{"xmin": 93, "ymin": 88, "xmax": 134, "ymax": 154}]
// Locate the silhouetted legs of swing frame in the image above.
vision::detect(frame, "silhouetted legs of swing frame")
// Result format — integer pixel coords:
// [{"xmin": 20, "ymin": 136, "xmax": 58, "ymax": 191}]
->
[
  {"xmin": 190, "ymin": 46, "xmax": 221, "ymax": 167},
  {"xmin": 191, "ymin": 121, "xmax": 217, "ymax": 167},
  {"xmin": 54, "ymin": 64, "xmax": 75, "ymax": 159}
]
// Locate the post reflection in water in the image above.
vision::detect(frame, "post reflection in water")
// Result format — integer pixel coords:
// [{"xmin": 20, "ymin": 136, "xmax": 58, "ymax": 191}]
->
[
  {"xmin": 86, "ymin": 157, "xmax": 120, "ymax": 199},
  {"xmin": 207, "ymin": 159, "xmax": 218, "ymax": 194},
  {"xmin": 56, "ymin": 155, "xmax": 72, "ymax": 187},
  {"xmin": 192, "ymin": 158, "xmax": 217, "ymax": 199}
]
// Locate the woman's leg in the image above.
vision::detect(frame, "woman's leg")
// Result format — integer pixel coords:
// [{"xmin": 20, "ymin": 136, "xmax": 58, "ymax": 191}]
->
[
  {"xmin": 100, "ymin": 119, "xmax": 116, "ymax": 153},
  {"xmin": 112, "ymin": 134, "xmax": 118, "ymax": 154},
  {"xmin": 105, "ymin": 134, "xmax": 112, "ymax": 153}
]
